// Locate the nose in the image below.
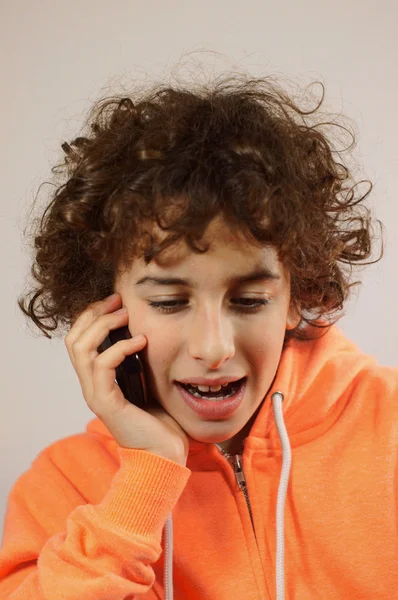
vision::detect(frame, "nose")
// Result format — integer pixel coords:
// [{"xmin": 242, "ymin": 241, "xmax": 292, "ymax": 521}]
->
[{"xmin": 187, "ymin": 304, "xmax": 235, "ymax": 369}]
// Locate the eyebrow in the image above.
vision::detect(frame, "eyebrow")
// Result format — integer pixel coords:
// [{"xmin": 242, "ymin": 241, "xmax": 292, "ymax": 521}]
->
[{"xmin": 135, "ymin": 267, "xmax": 281, "ymax": 288}]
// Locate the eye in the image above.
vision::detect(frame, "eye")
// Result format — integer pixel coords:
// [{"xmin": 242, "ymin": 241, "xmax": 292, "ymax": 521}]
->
[{"xmin": 148, "ymin": 298, "xmax": 270, "ymax": 314}]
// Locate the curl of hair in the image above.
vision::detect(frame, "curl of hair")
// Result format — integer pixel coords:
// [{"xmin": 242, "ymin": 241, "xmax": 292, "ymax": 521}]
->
[{"xmin": 18, "ymin": 72, "xmax": 382, "ymax": 344}]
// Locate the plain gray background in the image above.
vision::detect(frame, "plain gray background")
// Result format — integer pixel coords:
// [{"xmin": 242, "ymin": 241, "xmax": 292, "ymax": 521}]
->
[{"xmin": 1, "ymin": 0, "xmax": 397, "ymax": 532}]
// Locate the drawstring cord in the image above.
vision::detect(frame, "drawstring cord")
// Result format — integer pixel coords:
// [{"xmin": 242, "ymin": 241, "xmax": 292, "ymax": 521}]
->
[
  {"xmin": 271, "ymin": 391, "xmax": 291, "ymax": 600},
  {"xmin": 164, "ymin": 511, "xmax": 174, "ymax": 599},
  {"xmin": 163, "ymin": 390, "xmax": 291, "ymax": 600}
]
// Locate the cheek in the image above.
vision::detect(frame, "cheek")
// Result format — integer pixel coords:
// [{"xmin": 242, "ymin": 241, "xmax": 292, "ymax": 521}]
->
[
  {"xmin": 135, "ymin": 320, "xmax": 180, "ymax": 381},
  {"xmin": 247, "ymin": 322, "xmax": 286, "ymax": 369}
]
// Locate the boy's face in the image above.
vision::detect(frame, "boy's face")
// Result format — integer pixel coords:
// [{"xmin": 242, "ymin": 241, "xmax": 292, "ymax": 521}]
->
[{"xmin": 114, "ymin": 216, "xmax": 299, "ymax": 450}]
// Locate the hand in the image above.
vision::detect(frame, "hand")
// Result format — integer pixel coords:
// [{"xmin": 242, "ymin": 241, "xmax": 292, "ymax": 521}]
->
[{"xmin": 64, "ymin": 293, "xmax": 190, "ymax": 466}]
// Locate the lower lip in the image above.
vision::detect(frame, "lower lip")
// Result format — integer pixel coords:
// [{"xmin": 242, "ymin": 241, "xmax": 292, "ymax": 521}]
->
[{"xmin": 176, "ymin": 380, "xmax": 246, "ymax": 419}]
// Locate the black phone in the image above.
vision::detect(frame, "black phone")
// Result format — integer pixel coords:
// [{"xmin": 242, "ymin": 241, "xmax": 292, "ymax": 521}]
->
[{"xmin": 98, "ymin": 325, "xmax": 148, "ymax": 409}]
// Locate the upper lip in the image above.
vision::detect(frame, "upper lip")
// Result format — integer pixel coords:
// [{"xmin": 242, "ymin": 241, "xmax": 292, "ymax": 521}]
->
[{"xmin": 177, "ymin": 376, "xmax": 245, "ymax": 386}]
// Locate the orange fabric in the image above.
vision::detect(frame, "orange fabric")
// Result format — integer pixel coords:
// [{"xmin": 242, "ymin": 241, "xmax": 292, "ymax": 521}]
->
[{"xmin": 0, "ymin": 325, "xmax": 397, "ymax": 599}]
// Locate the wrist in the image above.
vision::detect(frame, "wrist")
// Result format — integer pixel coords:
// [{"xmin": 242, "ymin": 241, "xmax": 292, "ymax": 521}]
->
[{"xmin": 148, "ymin": 448, "xmax": 187, "ymax": 467}]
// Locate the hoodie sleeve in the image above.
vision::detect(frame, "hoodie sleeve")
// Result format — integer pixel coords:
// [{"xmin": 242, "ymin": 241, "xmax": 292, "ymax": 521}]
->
[{"xmin": 0, "ymin": 445, "xmax": 191, "ymax": 599}]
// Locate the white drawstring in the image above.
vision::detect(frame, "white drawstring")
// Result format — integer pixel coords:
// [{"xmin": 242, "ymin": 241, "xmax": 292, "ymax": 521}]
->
[
  {"xmin": 271, "ymin": 391, "xmax": 291, "ymax": 600},
  {"xmin": 164, "ymin": 512, "xmax": 174, "ymax": 599}
]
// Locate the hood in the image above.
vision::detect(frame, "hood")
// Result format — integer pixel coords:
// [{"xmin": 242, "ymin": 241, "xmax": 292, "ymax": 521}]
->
[{"xmin": 248, "ymin": 323, "xmax": 377, "ymax": 447}]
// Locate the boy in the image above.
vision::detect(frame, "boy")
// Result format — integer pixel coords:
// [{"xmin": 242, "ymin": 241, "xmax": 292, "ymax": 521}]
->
[{"xmin": 1, "ymin": 72, "xmax": 397, "ymax": 599}]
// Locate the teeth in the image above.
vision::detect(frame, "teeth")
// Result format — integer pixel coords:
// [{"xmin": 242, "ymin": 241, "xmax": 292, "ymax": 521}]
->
[
  {"xmin": 197, "ymin": 384, "xmax": 223, "ymax": 392},
  {"xmin": 190, "ymin": 389, "xmax": 235, "ymax": 401},
  {"xmin": 182, "ymin": 380, "xmax": 244, "ymax": 402},
  {"xmin": 187, "ymin": 382, "xmax": 231, "ymax": 393}
]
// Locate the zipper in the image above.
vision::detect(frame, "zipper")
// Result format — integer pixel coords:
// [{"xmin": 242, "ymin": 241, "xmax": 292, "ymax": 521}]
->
[
  {"xmin": 216, "ymin": 447, "xmax": 268, "ymax": 598},
  {"xmin": 216, "ymin": 445, "xmax": 256, "ymax": 539},
  {"xmin": 233, "ymin": 454, "xmax": 256, "ymax": 538}
]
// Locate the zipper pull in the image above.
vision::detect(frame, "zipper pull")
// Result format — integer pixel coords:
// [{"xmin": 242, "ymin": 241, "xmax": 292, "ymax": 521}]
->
[{"xmin": 233, "ymin": 455, "xmax": 247, "ymax": 490}]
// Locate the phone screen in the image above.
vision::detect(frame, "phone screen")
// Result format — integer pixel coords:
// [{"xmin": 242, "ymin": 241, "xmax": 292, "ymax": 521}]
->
[{"xmin": 98, "ymin": 325, "xmax": 148, "ymax": 408}]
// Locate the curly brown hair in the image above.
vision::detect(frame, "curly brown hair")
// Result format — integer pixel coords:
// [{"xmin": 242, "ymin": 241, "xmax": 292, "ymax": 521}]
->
[{"xmin": 18, "ymin": 72, "xmax": 382, "ymax": 343}]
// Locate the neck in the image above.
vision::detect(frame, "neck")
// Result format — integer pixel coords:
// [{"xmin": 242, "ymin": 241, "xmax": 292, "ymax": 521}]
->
[
  {"xmin": 216, "ymin": 399, "xmax": 265, "ymax": 455},
  {"xmin": 216, "ymin": 439, "xmax": 244, "ymax": 456}
]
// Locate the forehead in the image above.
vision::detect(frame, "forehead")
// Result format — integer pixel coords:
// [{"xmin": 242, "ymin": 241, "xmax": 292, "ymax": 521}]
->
[
  {"xmin": 138, "ymin": 218, "xmax": 288, "ymax": 287},
  {"xmin": 153, "ymin": 217, "xmax": 269, "ymax": 267}
]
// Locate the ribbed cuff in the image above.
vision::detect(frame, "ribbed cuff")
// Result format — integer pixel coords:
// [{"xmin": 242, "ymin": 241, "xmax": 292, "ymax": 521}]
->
[{"xmin": 97, "ymin": 447, "xmax": 191, "ymax": 537}]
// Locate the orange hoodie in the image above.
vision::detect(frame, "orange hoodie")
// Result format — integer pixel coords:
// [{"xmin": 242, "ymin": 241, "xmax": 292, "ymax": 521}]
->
[{"xmin": 0, "ymin": 324, "xmax": 397, "ymax": 599}]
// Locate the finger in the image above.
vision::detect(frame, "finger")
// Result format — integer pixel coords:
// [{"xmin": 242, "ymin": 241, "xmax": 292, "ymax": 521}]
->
[
  {"xmin": 90, "ymin": 334, "xmax": 147, "ymax": 417},
  {"xmin": 65, "ymin": 293, "xmax": 122, "ymax": 366},
  {"xmin": 68, "ymin": 309, "xmax": 134, "ymax": 403}
]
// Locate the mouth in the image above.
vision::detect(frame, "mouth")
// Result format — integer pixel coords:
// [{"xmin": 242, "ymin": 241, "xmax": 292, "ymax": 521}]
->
[
  {"xmin": 175, "ymin": 377, "xmax": 247, "ymax": 419},
  {"xmin": 176, "ymin": 377, "xmax": 247, "ymax": 401}
]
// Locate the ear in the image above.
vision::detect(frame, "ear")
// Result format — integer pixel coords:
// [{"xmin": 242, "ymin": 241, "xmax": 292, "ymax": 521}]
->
[{"xmin": 286, "ymin": 303, "xmax": 301, "ymax": 331}]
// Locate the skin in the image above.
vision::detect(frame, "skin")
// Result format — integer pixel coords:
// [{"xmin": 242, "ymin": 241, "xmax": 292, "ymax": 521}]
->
[{"xmin": 114, "ymin": 216, "xmax": 299, "ymax": 454}]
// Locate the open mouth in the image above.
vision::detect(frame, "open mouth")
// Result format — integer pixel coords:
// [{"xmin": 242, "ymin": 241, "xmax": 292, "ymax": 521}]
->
[{"xmin": 177, "ymin": 377, "xmax": 246, "ymax": 401}]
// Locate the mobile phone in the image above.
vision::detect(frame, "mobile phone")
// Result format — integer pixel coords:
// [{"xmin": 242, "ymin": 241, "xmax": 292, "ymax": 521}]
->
[{"xmin": 98, "ymin": 325, "xmax": 148, "ymax": 409}]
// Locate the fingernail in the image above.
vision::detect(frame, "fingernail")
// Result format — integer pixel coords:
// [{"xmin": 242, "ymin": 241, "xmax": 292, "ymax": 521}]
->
[
  {"xmin": 114, "ymin": 307, "xmax": 127, "ymax": 315},
  {"xmin": 133, "ymin": 334, "xmax": 145, "ymax": 342},
  {"xmin": 106, "ymin": 293, "xmax": 119, "ymax": 301}
]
